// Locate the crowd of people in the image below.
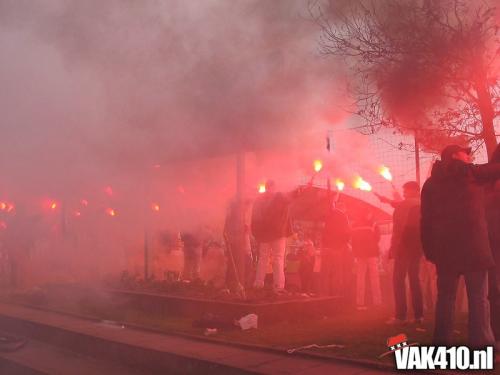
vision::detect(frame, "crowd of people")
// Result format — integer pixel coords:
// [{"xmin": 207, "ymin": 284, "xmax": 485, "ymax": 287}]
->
[
  {"xmin": 1, "ymin": 142, "xmax": 499, "ymax": 355},
  {"xmin": 218, "ymin": 142, "xmax": 500, "ymax": 354}
]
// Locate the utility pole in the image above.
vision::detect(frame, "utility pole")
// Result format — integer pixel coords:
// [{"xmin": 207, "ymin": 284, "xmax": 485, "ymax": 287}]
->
[{"xmin": 415, "ymin": 132, "xmax": 421, "ymax": 186}]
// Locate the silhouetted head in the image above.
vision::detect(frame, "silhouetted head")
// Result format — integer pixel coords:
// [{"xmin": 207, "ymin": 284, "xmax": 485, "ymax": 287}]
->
[
  {"xmin": 402, "ymin": 181, "xmax": 420, "ymax": 199},
  {"xmin": 441, "ymin": 144, "xmax": 472, "ymax": 164}
]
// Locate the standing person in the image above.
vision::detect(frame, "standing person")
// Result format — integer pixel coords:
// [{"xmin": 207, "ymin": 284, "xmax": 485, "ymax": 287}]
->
[
  {"xmin": 2, "ymin": 205, "xmax": 38, "ymax": 289},
  {"xmin": 352, "ymin": 212, "xmax": 382, "ymax": 310},
  {"xmin": 251, "ymin": 180, "xmax": 293, "ymax": 293},
  {"xmin": 224, "ymin": 198, "xmax": 253, "ymax": 292},
  {"xmin": 321, "ymin": 202, "xmax": 351, "ymax": 296},
  {"xmin": 486, "ymin": 144, "xmax": 500, "ymax": 356},
  {"xmin": 421, "ymin": 144, "xmax": 500, "ymax": 348},
  {"xmin": 298, "ymin": 238, "xmax": 316, "ymax": 294},
  {"xmin": 387, "ymin": 181, "xmax": 424, "ymax": 324}
]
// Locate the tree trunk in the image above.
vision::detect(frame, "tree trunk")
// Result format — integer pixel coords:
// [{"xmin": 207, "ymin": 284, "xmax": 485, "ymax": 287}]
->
[{"xmin": 474, "ymin": 79, "xmax": 498, "ymax": 158}]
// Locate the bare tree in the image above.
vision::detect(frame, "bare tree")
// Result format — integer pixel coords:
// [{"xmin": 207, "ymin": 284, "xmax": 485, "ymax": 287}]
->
[{"xmin": 312, "ymin": 0, "xmax": 499, "ymax": 156}]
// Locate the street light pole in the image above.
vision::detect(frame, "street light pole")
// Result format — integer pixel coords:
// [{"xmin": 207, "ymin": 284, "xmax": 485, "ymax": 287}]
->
[{"xmin": 415, "ymin": 132, "xmax": 421, "ymax": 186}]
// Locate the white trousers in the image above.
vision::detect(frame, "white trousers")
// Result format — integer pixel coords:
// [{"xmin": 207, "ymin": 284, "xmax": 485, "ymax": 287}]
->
[
  {"xmin": 356, "ymin": 257, "xmax": 382, "ymax": 306},
  {"xmin": 254, "ymin": 237, "xmax": 286, "ymax": 290}
]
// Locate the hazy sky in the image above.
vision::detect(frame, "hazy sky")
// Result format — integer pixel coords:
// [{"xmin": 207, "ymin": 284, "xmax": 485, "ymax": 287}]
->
[{"xmin": 0, "ymin": 0, "xmax": 354, "ymax": 198}]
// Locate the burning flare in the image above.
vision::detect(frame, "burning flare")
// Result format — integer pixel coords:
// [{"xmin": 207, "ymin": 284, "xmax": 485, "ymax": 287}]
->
[
  {"xmin": 152, "ymin": 203, "xmax": 160, "ymax": 212},
  {"xmin": 50, "ymin": 202, "xmax": 58, "ymax": 210},
  {"xmin": 313, "ymin": 160, "xmax": 323, "ymax": 173},
  {"xmin": 0, "ymin": 202, "xmax": 6, "ymax": 211},
  {"xmin": 335, "ymin": 179, "xmax": 345, "ymax": 191},
  {"xmin": 106, "ymin": 208, "xmax": 117, "ymax": 217},
  {"xmin": 378, "ymin": 165, "xmax": 393, "ymax": 181},
  {"xmin": 258, "ymin": 183, "xmax": 266, "ymax": 194},
  {"xmin": 353, "ymin": 176, "xmax": 372, "ymax": 192}
]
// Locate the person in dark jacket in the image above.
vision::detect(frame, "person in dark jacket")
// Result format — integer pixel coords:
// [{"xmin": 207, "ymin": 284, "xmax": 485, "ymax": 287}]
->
[
  {"xmin": 388, "ymin": 181, "xmax": 424, "ymax": 324},
  {"xmin": 321, "ymin": 203, "xmax": 351, "ymax": 296},
  {"xmin": 486, "ymin": 144, "xmax": 500, "ymax": 354},
  {"xmin": 421, "ymin": 144, "xmax": 500, "ymax": 347},
  {"xmin": 251, "ymin": 180, "xmax": 293, "ymax": 292},
  {"xmin": 352, "ymin": 212, "xmax": 381, "ymax": 309}
]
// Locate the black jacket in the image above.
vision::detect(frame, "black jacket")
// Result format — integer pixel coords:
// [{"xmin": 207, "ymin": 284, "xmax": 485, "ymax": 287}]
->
[
  {"xmin": 352, "ymin": 220, "xmax": 380, "ymax": 258},
  {"xmin": 390, "ymin": 197, "xmax": 423, "ymax": 259},
  {"xmin": 322, "ymin": 209, "xmax": 351, "ymax": 250},
  {"xmin": 486, "ymin": 183, "xmax": 500, "ymax": 259},
  {"xmin": 421, "ymin": 159, "xmax": 500, "ymax": 272},
  {"xmin": 251, "ymin": 192, "xmax": 292, "ymax": 243}
]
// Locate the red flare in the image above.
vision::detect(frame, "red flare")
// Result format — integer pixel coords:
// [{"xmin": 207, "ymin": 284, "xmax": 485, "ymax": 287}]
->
[
  {"xmin": 313, "ymin": 160, "xmax": 323, "ymax": 173},
  {"xmin": 258, "ymin": 183, "xmax": 266, "ymax": 194}
]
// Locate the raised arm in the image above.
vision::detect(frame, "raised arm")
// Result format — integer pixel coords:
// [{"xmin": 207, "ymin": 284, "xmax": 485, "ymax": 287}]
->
[{"xmin": 469, "ymin": 162, "xmax": 500, "ymax": 183}]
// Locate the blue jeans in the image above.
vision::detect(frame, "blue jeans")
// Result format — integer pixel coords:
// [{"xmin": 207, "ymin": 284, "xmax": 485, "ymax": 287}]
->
[
  {"xmin": 434, "ymin": 268, "xmax": 495, "ymax": 348},
  {"xmin": 393, "ymin": 255, "xmax": 423, "ymax": 320}
]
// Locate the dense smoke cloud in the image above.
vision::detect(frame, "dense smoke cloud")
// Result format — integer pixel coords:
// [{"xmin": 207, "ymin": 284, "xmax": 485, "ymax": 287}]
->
[
  {"xmin": 0, "ymin": 0, "xmax": 346, "ymax": 185},
  {"xmin": 0, "ymin": 0, "xmax": 360, "ymax": 281}
]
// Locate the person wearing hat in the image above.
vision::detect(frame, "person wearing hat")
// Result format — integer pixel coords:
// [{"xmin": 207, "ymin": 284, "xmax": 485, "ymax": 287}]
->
[
  {"xmin": 421, "ymin": 144, "xmax": 500, "ymax": 348},
  {"xmin": 387, "ymin": 181, "xmax": 424, "ymax": 325}
]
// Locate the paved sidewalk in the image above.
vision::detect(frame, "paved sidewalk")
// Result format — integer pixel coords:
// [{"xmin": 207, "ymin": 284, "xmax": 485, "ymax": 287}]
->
[{"xmin": 0, "ymin": 303, "xmax": 395, "ymax": 374}]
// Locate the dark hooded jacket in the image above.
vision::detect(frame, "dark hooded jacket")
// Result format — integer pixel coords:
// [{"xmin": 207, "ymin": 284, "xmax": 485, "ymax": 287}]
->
[
  {"xmin": 251, "ymin": 192, "xmax": 292, "ymax": 243},
  {"xmin": 421, "ymin": 159, "xmax": 500, "ymax": 272},
  {"xmin": 486, "ymin": 183, "xmax": 500, "ymax": 259}
]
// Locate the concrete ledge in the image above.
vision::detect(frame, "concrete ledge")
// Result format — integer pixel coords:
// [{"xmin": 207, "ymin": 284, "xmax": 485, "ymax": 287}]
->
[
  {"xmin": 0, "ymin": 303, "xmax": 392, "ymax": 375},
  {"xmin": 0, "ymin": 357, "xmax": 46, "ymax": 375},
  {"xmin": 109, "ymin": 288, "xmax": 344, "ymax": 323}
]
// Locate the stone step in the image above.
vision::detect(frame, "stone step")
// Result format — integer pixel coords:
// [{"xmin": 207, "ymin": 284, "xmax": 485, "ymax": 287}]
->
[
  {"xmin": 0, "ymin": 339, "xmax": 148, "ymax": 375},
  {"xmin": 0, "ymin": 303, "xmax": 393, "ymax": 374}
]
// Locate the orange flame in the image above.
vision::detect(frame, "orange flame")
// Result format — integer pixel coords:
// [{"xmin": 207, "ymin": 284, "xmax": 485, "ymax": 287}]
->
[
  {"xmin": 258, "ymin": 183, "xmax": 266, "ymax": 194},
  {"xmin": 0, "ymin": 202, "xmax": 6, "ymax": 211},
  {"xmin": 313, "ymin": 160, "xmax": 323, "ymax": 173},
  {"xmin": 152, "ymin": 203, "xmax": 160, "ymax": 212},
  {"xmin": 378, "ymin": 165, "xmax": 393, "ymax": 181},
  {"xmin": 353, "ymin": 176, "xmax": 372, "ymax": 192},
  {"xmin": 335, "ymin": 179, "xmax": 345, "ymax": 191},
  {"xmin": 106, "ymin": 208, "xmax": 116, "ymax": 217},
  {"xmin": 50, "ymin": 202, "xmax": 58, "ymax": 210}
]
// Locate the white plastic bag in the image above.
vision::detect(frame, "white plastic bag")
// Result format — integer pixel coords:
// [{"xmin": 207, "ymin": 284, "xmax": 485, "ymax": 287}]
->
[{"xmin": 237, "ymin": 314, "xmax": 258, "ymax": 330}]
